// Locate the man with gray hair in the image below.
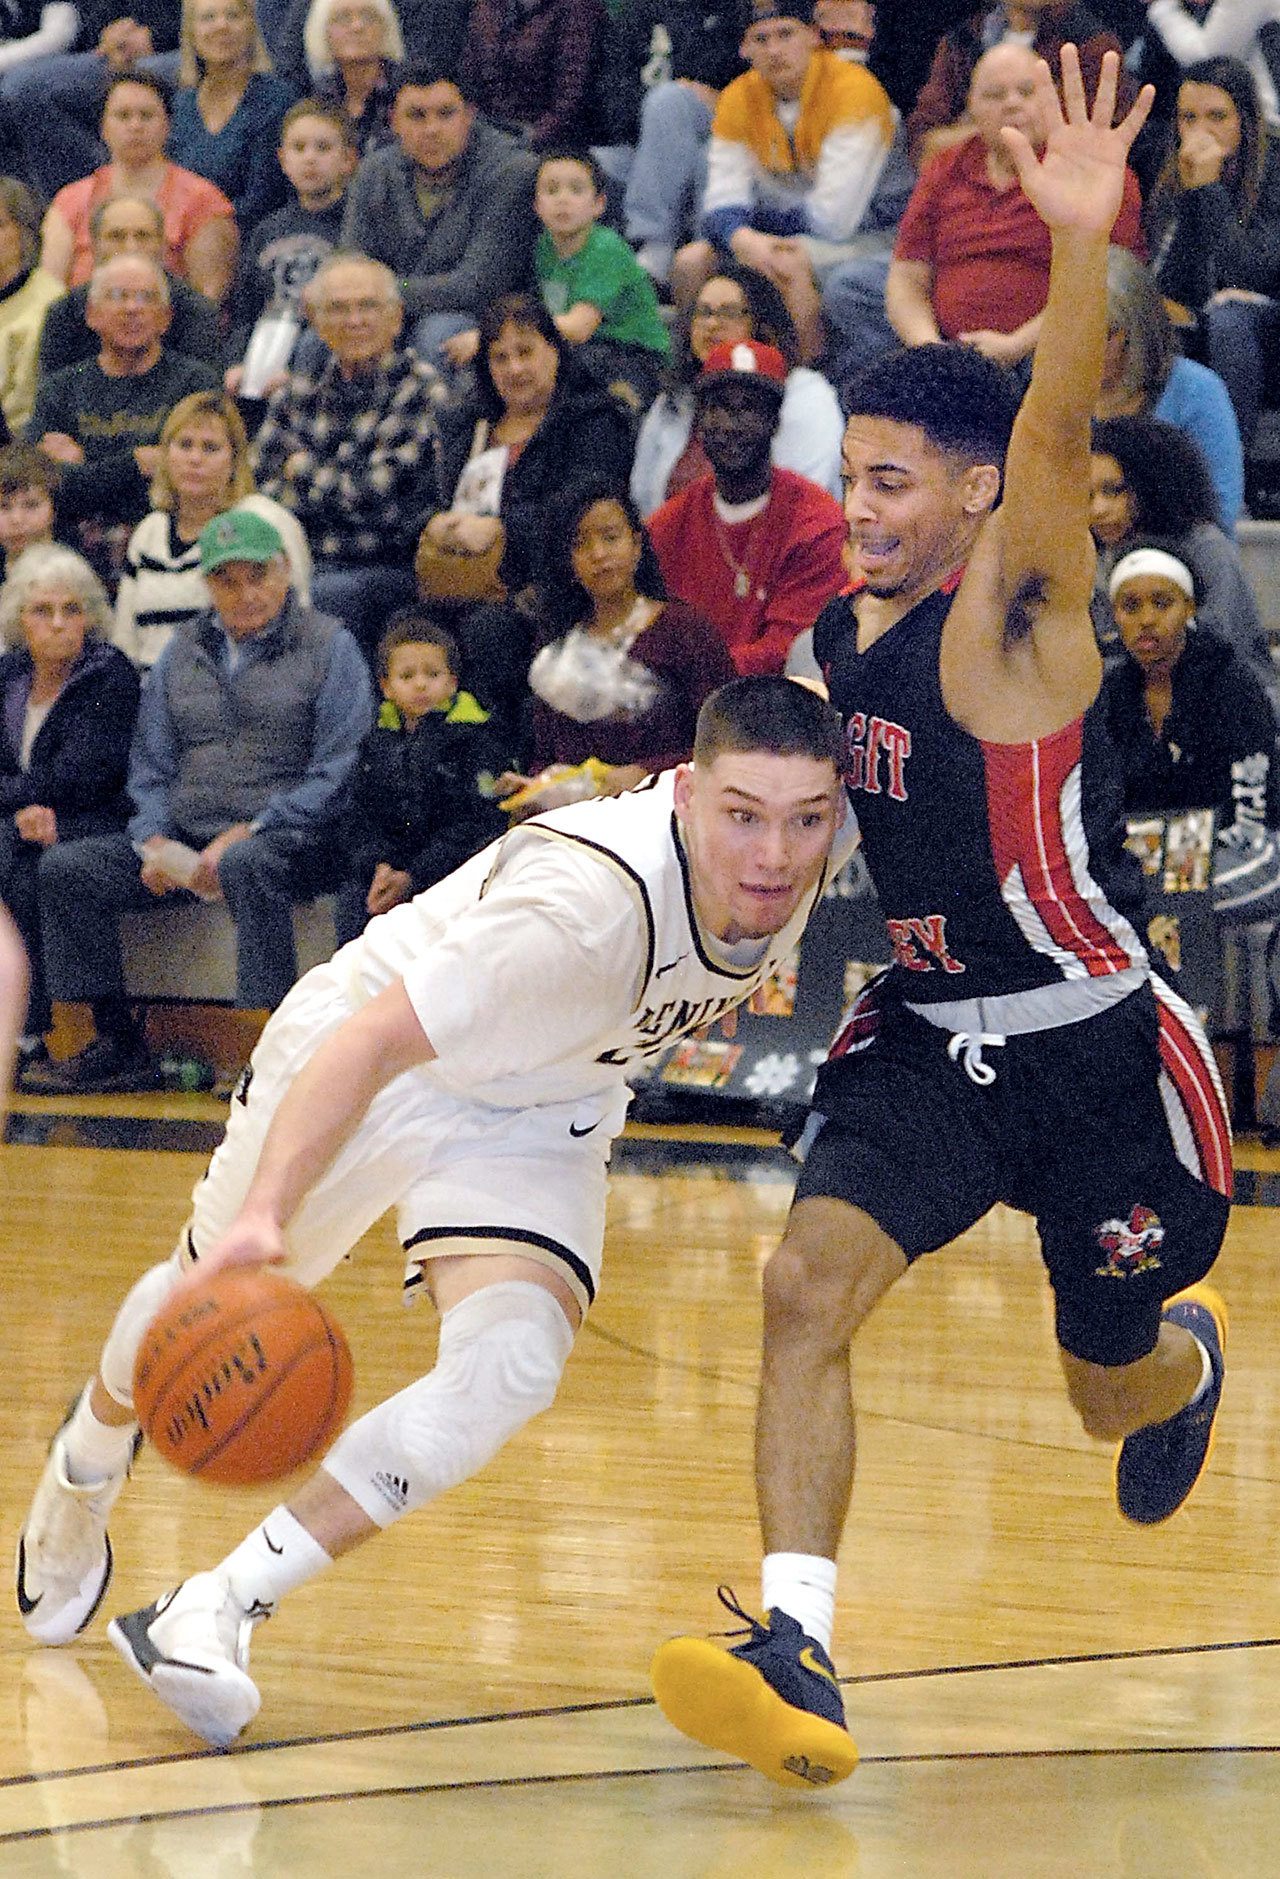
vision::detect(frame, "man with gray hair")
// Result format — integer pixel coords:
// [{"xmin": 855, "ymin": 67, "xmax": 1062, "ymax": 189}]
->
[
  {"xmin": 26, "ymin": 251, "xmax": 218, "ymax": 559},
  {"xmin": 26, "ymin": 508, "xmax": 373, "ymax": 1094},
  {"xmin": 250, "ymin": 250, "xmax": 444, "ymax": 650}
]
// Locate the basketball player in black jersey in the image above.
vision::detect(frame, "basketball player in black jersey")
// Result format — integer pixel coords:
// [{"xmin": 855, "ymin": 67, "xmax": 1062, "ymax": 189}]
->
[{"xmin": 653, "ymin": 49, "xmax": 1235, "ymax": 1791}]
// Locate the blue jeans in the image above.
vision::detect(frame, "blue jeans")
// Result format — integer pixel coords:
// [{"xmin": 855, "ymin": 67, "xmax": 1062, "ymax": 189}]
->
[
  {"xmin": 821, "ymin": 255, "xmax": 898, "ymax": 394},
  {"xmin": 1, "ymin": 49, "xmax": 179, "ymax": 198},
  {"xmin": 407, "ymin": 310, "xmax": 479, "ymax": 379},
  {"xmin": 1201, "ymin": 294, "xmax": 1280, "ymax": 453},
  {"xmin": 623, "ymin": 81, "xmax": 712, "ymax": 251}
]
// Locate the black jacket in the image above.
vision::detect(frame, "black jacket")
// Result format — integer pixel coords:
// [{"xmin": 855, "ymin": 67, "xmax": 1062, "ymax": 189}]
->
[
  {"xmin": 0, "ymin": 639, "xmax": 139, "ymax": 835},
  {"xmin": 346, "ymin": 698, "xmax": 508, "ymax": 892}
]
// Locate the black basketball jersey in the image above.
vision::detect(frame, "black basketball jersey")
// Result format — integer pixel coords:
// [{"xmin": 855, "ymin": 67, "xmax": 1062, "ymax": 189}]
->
[{"xmin": 814, "ymin": 586, "xmax": 1152, "ymax": 1009}]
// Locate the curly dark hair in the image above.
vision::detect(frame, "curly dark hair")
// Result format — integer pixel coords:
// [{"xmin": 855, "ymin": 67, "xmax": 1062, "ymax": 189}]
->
[
  {"xmin": 666, "ymin": 260, "xmax": 800, "ymax": 389},
  {"xmin": 1091, "ymin": 415, "xmax": 1220, "ymax": 536},
  {"xmin": 840, "ymin": 341, "xmax": 1020, "ymax": 470}
]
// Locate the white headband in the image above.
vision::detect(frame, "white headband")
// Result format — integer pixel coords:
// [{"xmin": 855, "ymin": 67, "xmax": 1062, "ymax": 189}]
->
[{"xmin": 1108, "ymin": 547, "xmax": 1195, "ymax": 601}]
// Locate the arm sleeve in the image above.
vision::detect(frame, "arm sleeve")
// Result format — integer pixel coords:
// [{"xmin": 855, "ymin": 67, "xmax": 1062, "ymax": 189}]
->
[
  {"xmin": 0, "ymin": 3, "xmax": 79, "ymax": 74},
  {"xmin": 26, "ymin": 656, "xmax": 139, "ymax": 812},
  {"xmin": 1145, "ymin": 0, "xmax": 1276, "ymax": 62},
  {"xmin": 125, "ymin": 650, "xmax": 183, "ymax": 842},
  {"xmin": 737, "ymin": 508, "xmax": 848, "ymax": 676},
  {"xmin": 401, "ymin": 839, "xmax": 649, "ymax": 1082},
  {"xmin": 250, "ymin": 629, "xmax": 373, "ymax": 835},
  {"xmin": 771, "ymin": 369, "xmax": 844, "ymax": 498},
  {"xmin": 701, "ymin": 133, "xmax": 758, "ymax": 248},
  {"xmin": 804, "ymin": 118, "xmax": 891, "ymax": 244}
]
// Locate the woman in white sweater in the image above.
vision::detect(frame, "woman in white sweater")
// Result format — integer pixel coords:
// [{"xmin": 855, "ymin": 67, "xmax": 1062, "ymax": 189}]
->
[
  {"xmin": 1144, "ymin": 0, "xmax": 1280, "ymax": 127},
  {"xmin": 113, "ymin": 389, "xmax": 312, "ymax": 669},
  {"xmin": 630, "ymin": 259, "xmax": 844, "ymax": 518}
]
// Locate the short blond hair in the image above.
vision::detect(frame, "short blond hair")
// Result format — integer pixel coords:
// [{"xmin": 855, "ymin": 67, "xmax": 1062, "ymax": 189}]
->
[
  {"xmin": 149, "ymin": 391, "xmax": 254, "ymax": 513},
  {"xmin": 178, "ymin": 0, "xmax": 274, "ymax": 86}
]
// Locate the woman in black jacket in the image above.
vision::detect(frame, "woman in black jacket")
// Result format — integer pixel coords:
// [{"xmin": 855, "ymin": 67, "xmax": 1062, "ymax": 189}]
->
[
  {"xmin": 0, "ymin": 545, "xmax": 140, "ymax": 1078},
  {"xmin": 1145, "ymin": 55, "xmax": 1280, "ymax": 447}
]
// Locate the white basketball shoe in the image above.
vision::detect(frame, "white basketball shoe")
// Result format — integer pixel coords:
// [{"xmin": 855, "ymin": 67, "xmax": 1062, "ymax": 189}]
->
[
  {"xmin": 108, "ymin": 1573, "xmax": 264, "ymax": 1748},
  {"xmin": 16, "ymin": 1405, "xmax": 135, "ymax": 1645}
]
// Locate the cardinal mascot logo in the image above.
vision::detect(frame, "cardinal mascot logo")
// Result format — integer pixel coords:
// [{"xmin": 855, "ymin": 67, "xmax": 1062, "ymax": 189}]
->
[{"xmin": 1094, "ymin": 1204, "xmax": 1165, "ymax": 1279}]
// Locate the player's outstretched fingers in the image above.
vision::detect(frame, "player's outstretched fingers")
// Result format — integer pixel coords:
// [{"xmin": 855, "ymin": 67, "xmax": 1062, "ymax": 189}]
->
[{"xmin": 1059, "ymin": 40, "xmax": 1089, "ymax": 125}]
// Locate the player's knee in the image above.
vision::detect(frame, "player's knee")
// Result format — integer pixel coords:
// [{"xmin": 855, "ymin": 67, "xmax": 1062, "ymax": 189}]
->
[
  {"xmin": 322, "ymin": 1281, "xmax": 575, "ymax": 1523},
  {"xmin": 763, "ymin": 1201, "xmax": 902, "ymax": 1351}
]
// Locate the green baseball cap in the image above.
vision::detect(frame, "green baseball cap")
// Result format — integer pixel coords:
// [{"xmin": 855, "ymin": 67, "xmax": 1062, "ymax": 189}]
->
[{"xmin": 199, "ymin": 509, "xmax": 285, "ymax": 574}]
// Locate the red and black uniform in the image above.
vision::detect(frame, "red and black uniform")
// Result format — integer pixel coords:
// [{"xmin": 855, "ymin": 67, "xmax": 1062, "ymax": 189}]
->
[{"xmin": 798, "ymin": 585, "xmax": 1231, "ymax": 1368}]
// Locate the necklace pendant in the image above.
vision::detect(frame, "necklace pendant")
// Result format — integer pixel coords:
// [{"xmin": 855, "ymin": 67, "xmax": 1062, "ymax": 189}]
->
[{"xmin": 734, "ymin": 568, "xmax": 751, "ymax": 600}]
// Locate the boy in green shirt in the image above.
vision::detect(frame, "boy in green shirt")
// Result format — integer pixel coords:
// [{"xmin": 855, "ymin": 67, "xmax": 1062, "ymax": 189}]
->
[{"xmin": 534, "ymin": 150, "xmax": 670, "ymax": 410}]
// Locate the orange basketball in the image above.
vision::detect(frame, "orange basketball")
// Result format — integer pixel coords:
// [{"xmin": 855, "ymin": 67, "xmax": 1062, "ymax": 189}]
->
[{"xmin": 133, "ymin": 1269, "xmax": 353, "ymax": 1485}]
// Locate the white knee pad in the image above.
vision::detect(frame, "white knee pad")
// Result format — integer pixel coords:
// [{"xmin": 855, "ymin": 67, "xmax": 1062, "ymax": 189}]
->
[
  {"xmin": 323, "ymin": 1281, "xmax": 575, "ymax": 1527},
  {"xmin": 99, "ymin": 1248, "xmax": 187, "ymax": 1410}
]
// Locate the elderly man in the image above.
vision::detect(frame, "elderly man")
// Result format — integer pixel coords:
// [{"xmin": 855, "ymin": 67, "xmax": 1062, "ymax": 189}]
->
[
  {"xmin": 26, "ymin": 511, "xmax": 372, "ymax": 1094},
  {"xmin": 822, "ymin": 39, "xmax": 1144, "ymax": 381},
  {"xmin": 249, "ymin": 250, "xmax": 443, "ymax": 650},
  {"xmin": 341, "ymin": 61, "xmax": 538, "ymax": 368},
  {"xmin": 26, "ymin": 250, "xmax": 218, "ymax": 561},
  {"xmin": 37, "ymin": 196, "xmax": 222, "ymax": 378},
  {"xmin": 670, "ymin": 0, "xmax": 895, "ymax": 362}
]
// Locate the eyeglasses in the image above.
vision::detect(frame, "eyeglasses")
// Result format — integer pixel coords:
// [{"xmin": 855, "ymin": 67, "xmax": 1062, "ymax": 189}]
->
[
  {"xmin": 95, "ymin": 287, "xmax": 165, "ymax": 305},
  {"xmin": 315, "ymin": 296, "xmax": 394, "ymax": 317},
  {"xmin": 692, "ymin": 299, "xmax": 750, "ymax": 321}
]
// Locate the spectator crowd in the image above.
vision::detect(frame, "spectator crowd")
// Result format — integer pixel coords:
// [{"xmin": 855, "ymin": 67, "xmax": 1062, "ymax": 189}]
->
[{"xmin": 0, "ymin": 0, "xmax": 1278, "ymax": 1094}]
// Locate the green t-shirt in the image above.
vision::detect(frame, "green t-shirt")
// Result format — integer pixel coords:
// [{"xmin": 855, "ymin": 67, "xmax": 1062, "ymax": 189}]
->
[{"xmin": 536, "ymin": 225, "xmax": 670, "ymax": 357}]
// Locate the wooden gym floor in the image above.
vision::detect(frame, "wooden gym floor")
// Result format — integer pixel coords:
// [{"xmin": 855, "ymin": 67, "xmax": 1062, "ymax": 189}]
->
[{"xmin": 3, "ymin": 1096, "xmax": 1280, "ymax": 1876}]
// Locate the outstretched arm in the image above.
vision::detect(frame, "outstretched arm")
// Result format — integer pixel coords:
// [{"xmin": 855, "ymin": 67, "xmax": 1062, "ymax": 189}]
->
[{"xmin": 996, "ymin": 48, "xmax": 1152, "ymax": 674}]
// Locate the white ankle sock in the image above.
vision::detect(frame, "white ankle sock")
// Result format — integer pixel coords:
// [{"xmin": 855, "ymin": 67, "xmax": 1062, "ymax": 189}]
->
[
  {"xmin": 61, "ymin": 1386, "xmax": 139, "ymax": 1486},
  {"xmin": 761, "ymin": 1552, "xmax": 838, "ymax": 1653},
  {"xmin": 220, "ymin": 1507, "xmax": 332, "ymax": 1617}
]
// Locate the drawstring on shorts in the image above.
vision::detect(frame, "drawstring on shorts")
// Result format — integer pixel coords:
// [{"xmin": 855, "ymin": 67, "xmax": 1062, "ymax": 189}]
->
[{"xmin": 946, "ymin": 1030, "xmax": 1006, "ymax": 1086}]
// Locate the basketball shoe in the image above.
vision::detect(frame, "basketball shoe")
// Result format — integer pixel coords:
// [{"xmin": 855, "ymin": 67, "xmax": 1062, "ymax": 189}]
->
[
  {"xmin": 16, "ymin": 1396, "xmax": 137, "ymax": 1645},
  {"xmin": 650, "ymin": 1589, "xmax": 858, "ymax": 1789},
  {"xmin": 108, "ymin": 1572, "xmax": 263, "ymax": 1749},
  {"xmin": 1116, "ymin": 1283, "xmax": 1227, "ymax": 1525}
]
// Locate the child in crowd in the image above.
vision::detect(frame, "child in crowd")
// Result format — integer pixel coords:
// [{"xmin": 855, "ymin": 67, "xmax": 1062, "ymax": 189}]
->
[
  {"xmin": 226, "ymin": 101, "xmax": 359, "ymax": 401},
  {"xmin": 337, "ymin": 614, "xmax": 509, "ymax": 943},
  {"xmin": 0, "ymin": 445, "xmax": 60, "ymax": 575}
]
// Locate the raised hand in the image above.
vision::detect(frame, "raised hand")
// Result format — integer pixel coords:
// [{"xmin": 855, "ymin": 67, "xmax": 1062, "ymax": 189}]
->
[{"xmin": 1001, "ymin": 45, "xmax": 1154, "ymax": 237}]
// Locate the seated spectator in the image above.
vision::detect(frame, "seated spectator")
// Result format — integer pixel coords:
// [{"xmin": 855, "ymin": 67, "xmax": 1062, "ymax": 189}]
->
[
  {"xmin": 418, "ymin": 291, "xmax": 636, "ymax": 718},
  {"xmin": 250, "ymin": 250, "xmax": 441, "ymax": 648},
  {"xmin": 673, "ymin": 0, "xmax": 895, "ymax": 363},
  {"xmin": 906, "ymin": 0, "xmax": 1132, "ymax": 169},
  {"xmin": 1099, "ymin": 244, "xmax": 1245, "ymax": 530},
  {"xmin": 0, "ymin": 179, "xmax": 64, "ymax": 433},
  {"xmin": 27, "ymin": 253, "xmax": 220, "ymax": 576},
  {"xmin": 531, "ymin": 148, "xmax": 669, "ymax": 410},
  {"xmin": 0, "ymin": 443, "xmax": 61, "ymax": 573},
  {"xmin": 1102, "ymin": 543, "xmax": 1280, "ymax": 923},
  {"xmin": 341, "ymin": 60, "xmax": 539, "ymax": 369},
  {"xmin": 863, "ymin": 41, "xmax": 1143, "ymax": 378},
  {"xmin": 336, "ymin": 610, "xmax": 506, "ymax": 940},
  {"xmin": 0, "ymin": 544, "xmax": 139, "ymax": 1085},
  {"xmin": 457, "ymin": 0, "xmax": 601, "ymax": 150},
  {"xmin": 617, "ymin": 0, "xmax": 751, "ymax": 289},
  {"xmin": 302, "ymin": 0, "xmax": 404, "ymax": 154},
  {"xmin": 647, "ymin": 337, "xmax": 846, "ymax": 673},
  {"xmin": 504, "ymin": 478, "xmax": 734, "ymax": 810},
  {"xmin": 37, "ymin": 196, "xmax": 222, "ymax": 380},
  {"xmin": 226, "ymin": 99, "xmax": 356, "ymax": 396},
  {"xmin": 633, "ymin": 259, "xmax": 843, "ymax": 516},
  {"xmin": 114, "ymin": 388, "xmax": 311, "ymax": 667},
  {"xmin": 1089, "ymin": 412, "xmax": 1274, "ymax": 701},
  {"xmin": 25, "ymin": 508, "xmax": 372, "ymax": 1092},
  {"xmin": 1145, "ymin": 57, "xmax": 1280, "ymax": 451},
  {"xmin": 169, "ymin": 0, "xmax": 297, "ymax": 234},
  {"xmin": 39, "ymin": 72, "xmax": 239, "ymax": 306},
  {"xmin": 0, "ymin": 14, "xmax": 184, "ymax": 203}
]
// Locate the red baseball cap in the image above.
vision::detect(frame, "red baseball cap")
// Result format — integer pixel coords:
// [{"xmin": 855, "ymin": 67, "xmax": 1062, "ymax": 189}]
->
[{"xmin": 696, "ymin": 339, "xmax": 789, "ymax": 404}]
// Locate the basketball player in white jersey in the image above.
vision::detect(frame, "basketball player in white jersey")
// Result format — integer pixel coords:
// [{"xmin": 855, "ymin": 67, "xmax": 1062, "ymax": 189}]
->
[{"xmin": 16, "ymin": 674, "xmax": 854, "ymax": 1747}]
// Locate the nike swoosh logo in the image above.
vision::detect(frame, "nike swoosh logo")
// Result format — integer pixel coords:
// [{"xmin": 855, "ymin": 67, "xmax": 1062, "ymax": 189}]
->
[
  {"xmin": 263, "ymin": 1527, "xmax": 283, "ymax": 1555},
  {"xmin": 568, "ymin": 1120, "xmax": 600, "ymax": 1138},
  {"xmin": 798, "ymin": 1645, "xmax": 840, "ymax": 1690},
  {"xmin": 655, "ymin": 955, "xmax": 688, "ymax": 977},
  {"xmin": 15, "ymin": 1537, "xmax": 40, "ymax": 1616}
]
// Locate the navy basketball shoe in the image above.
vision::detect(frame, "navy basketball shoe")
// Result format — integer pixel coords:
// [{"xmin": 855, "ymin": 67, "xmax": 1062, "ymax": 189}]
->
[
  {"xmin": 650, "ymin": 1588, "xmax": 857, "ymax": 1789},
  {"xmin": 1116, "ymin": 1283, "xmax": 1227, "ymax": 1525}
]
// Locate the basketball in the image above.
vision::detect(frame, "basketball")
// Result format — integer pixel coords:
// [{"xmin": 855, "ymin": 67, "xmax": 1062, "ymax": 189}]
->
[{"xmin": 132, "ymin": 1269, "xmax": 354, "ymax": 1486}]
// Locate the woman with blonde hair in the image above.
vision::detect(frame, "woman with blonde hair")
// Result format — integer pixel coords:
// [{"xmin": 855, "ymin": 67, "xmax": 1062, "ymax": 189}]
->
[
  {"xmin": 302, "ymin": 0, "xmax": 403, "ymax": 152},
  {"xmin": 114, "ymin": 389, "xmax": 312, "ymax": 667},
  {"xmin": 170, "ymin": 0, "xmax": 298, "ymax": 233},
  {"xmin": 0, "ymin": 544, "xmax": 139, "ymax": 1082}
]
